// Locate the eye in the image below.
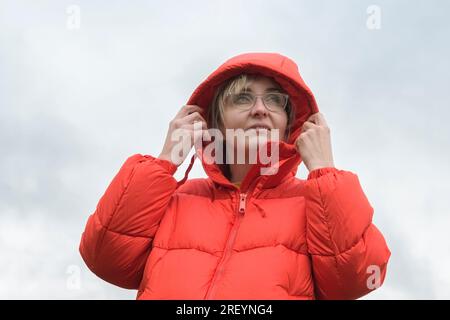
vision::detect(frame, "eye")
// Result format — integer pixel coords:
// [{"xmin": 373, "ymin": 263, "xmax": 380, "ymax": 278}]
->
[
  {"xmin": 265, "ymin": 93, "xmax": 282, "ymax": 104},
  {"xmin": 233, "ymin": 93, "xmax": 253, "ymax": 104}
]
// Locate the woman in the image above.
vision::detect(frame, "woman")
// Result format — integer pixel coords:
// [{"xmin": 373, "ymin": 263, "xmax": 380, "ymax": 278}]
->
[{"xmin": 79, "ymin": 52, "xmax": 391, "ymax": 299}]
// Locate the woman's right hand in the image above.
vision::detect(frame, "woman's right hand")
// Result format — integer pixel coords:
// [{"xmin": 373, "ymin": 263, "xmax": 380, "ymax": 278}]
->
[{"xmin": 158, "ymin": 105, "xmax": 209, "ymax": 166}]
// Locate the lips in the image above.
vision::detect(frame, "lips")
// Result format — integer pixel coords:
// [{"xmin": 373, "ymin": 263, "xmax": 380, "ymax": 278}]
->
[{"xmin": 245, "ymin": 125, "xmax": 272, "ymax": 131}]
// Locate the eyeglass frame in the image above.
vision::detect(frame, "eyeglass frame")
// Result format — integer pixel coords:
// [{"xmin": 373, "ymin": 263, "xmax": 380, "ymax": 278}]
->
[{"xmin": 224, "ymin": 92, "xmax": 290, "ymax": 112}]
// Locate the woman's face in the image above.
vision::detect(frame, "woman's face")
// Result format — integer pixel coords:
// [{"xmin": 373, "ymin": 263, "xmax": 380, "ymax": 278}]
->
[{"xmin": 220, "ymin": 76, "xmax": 289, "ymax": 155}]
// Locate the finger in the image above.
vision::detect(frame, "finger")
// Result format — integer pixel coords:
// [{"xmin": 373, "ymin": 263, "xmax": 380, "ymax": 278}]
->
[
  {"xmin": 315, "ymin": 112, "xmax": 328, "ymax": 127},
  {"xmin": 183, "ymin": 111, "xmax": 207, "ymax": 125},
  {"xmin": 301, "ymin": 121, "xmax": 317, "ymax": 132},
  {"xmin": 181, "ymin": 122, "xmax": 211, "ymax": 145},
  {"xmin": 175, "ymin": 105, "xmax": 202, "ymax": 119},
  {"xmin": 203, "ymin": 128, "xmax": 212, "ymax": 141},
  {"xmin": 180, "ymin": 120, "xmax": 208, "ymax": 131},
  {"xmin": 177, "ymin": 105, "xmax": 204, "ymax": 118},
  {"xmin": 306, "ymin": 113, "xmax": 317, "ymax": 123},
  {"xmin": 187, "ymin": 107, "xmax": 205, "ymax": 117},
  {"xmin": 308, "ymin": 112, "xmax": 324, "ymax": 124}
]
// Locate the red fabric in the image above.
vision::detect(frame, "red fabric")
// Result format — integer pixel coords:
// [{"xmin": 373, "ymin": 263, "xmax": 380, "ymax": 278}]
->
[{"xmin": 79, "ymin": 52, "xmax": 391, "ymax": 299}]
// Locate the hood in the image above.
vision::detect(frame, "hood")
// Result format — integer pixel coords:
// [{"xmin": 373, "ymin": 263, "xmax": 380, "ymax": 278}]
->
[{"xmin": 177, "ymin": 52, "xmax": 319, "ymax": 192}]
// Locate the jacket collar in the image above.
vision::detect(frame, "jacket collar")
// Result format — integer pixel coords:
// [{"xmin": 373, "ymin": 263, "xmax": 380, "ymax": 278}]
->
[{"xmin": 177, "ymin": 139, "xmax": 301, "ymax": 193}]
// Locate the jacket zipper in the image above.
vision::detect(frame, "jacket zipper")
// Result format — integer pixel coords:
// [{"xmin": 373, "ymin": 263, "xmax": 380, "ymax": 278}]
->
[{"xmin": 204, "ymin": 192, "xmax": 247, "ymax": 299}]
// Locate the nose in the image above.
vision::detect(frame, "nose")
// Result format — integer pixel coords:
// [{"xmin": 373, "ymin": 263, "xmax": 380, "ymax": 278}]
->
[{"xmin": 250, "ymin": 96, "xmax": 268, "ymax": 117}]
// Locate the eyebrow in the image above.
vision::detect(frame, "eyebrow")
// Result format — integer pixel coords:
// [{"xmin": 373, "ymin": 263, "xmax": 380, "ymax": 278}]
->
[{"xmin": 243, "ymin": 87, "xmax": 282, "ymax": 93}]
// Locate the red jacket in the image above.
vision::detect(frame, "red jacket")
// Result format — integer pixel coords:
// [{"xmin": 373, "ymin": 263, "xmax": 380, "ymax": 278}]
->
[{"xmin": 79, "ymin": 52, "xmax": 391, "ymax": 299}]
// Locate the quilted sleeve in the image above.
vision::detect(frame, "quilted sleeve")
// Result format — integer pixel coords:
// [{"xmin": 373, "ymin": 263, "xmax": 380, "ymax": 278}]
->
[
  {"xmin": 304, "ymin": 167, "xmax": 391, "ymax": 300},
  {"xmin": 79, "ymin": 154, "xmax": 178, "ymax": 289}
]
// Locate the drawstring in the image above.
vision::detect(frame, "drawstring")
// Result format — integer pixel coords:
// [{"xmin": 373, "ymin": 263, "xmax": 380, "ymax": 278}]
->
[
  {"xmin": 176, "ymin": 152, "xmax": 269, "ymax": 218},
  {"xmin": 250, "ymin": 176, "xmax": 268, "ymax": 218},
  {"xmin": 176, "ymin": 153, "xmax": 197, "ymax": 188},
  {"xmin": 176, "ymin": 151, "xmax": 220, "ymax": 204},
  {"xmin": 211, "ymin": 182, "xmax": 217, "ymax": 202}
]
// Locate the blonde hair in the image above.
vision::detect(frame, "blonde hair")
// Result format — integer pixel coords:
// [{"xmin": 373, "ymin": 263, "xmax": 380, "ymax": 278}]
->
[{"xmin": 207, "ymin": 74, "xmax": 294, "ymax": 141}]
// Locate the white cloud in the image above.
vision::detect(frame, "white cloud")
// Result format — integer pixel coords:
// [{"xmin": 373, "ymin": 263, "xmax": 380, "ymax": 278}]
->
[{"xmin": 1, "ymin": 0, "xmax": 450, "ymax": 299}]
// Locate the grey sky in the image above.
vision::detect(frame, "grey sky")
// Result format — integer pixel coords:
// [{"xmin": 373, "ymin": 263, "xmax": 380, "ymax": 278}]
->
[{"xmin": 1, "ymin": 0, "xmax": 449, "ymax": 299}]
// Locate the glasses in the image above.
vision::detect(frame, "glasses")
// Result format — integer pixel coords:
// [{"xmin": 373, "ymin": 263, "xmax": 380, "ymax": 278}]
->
[{"xmin": 225, "ymin": 92, "xmax": 289, "ymax": 112}]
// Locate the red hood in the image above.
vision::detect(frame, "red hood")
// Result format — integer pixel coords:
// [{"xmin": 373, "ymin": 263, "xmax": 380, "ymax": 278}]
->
[{"xmin": 178, "ymin": 52, "xmax": 319, "ymax": 191}]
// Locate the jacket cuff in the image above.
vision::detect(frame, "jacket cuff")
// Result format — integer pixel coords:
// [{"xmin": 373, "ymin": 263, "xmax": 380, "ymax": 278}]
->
[{"xmin": 307, "ymin": 167, "xmax": 339, "ymax": 180}]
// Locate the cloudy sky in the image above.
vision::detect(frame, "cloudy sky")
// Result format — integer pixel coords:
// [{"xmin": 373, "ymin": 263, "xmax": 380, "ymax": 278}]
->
[{"xmin": 1, "ymin": 0, "xmax": 449, "ymax": 299}]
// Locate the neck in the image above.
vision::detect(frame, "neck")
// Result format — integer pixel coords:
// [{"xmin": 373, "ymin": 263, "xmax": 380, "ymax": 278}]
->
[
  {"xmin": 225, "ymin": 146, "xmax": 256, "ymax": 184},
  {"xmin": 222, "ymin": 136, "xmax": 289, "ymax": 184},
  {"xmin": 228, "ymin": 163, "xmax": 253, "ymax": 184}
]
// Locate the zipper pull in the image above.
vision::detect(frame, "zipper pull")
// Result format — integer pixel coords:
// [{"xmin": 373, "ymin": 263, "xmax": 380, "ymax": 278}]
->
[{"xmin": 238, "ymin": 193, "xmax": 247, "ymax": 214}]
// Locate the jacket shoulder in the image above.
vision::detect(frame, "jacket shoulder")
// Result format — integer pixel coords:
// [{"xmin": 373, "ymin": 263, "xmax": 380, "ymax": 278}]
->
[{"xmin": 175, "ymin": 178, "xmax": 213, "ymax": 198}]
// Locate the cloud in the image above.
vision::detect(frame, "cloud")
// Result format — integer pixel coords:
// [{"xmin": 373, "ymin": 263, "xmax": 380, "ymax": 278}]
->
[{"xmin": 1, "ymin": 0, "xmax": 450, "ymax": 299}]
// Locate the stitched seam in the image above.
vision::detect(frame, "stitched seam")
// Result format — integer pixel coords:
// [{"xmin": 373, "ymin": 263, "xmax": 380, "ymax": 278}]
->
[
  {"xmin": 309, "ymin": 222, "xmax": 372, "ymax": 257},
  {"xmin": 175, "ymin": 192, "xmax": 213, "ymax": 198},
  {"xmin": 313, "ymin": 175, "xmax": 344, "ymax": 294},
  {"xmin": 95, "ymin": 159, "xmax": 175, "ymax": 261},
  {"xmin": 140, "ymin": 247, "xmax": 170, "ymax": 297},
  {"xmin": 233, "ymin": 243, "xmax": 308, "ymax": 256},
  {"xmin": 94, "ymin": 160, "xmax": 141, "ymax": 263},
  {"xmin": 94, "ymin": 215, "xmax": 153, "ymax": 239},
  {"xmin": 175, "ymin": 192, "xmax": 301, "ymax": 201},
  {"xmin": 152, "ymin": 244, "xmax": 222, "ymax": 257}
]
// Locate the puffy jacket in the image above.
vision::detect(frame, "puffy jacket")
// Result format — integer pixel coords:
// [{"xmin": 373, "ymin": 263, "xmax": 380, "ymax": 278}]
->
[{"xmin": 79, "ymin": 52, "xmax": 391, "ymax": 300}]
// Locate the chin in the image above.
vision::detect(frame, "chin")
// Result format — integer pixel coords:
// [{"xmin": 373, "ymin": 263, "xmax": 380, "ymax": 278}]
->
[{"xmin": 240, "ymin": 138, "xmax": 269, "ymax": 155}]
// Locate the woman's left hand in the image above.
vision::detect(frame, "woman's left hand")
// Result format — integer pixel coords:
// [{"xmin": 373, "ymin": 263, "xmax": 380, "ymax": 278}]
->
[{"xmin": 295, "ymin": 112, "xmax": 335, "ymax": 172}]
